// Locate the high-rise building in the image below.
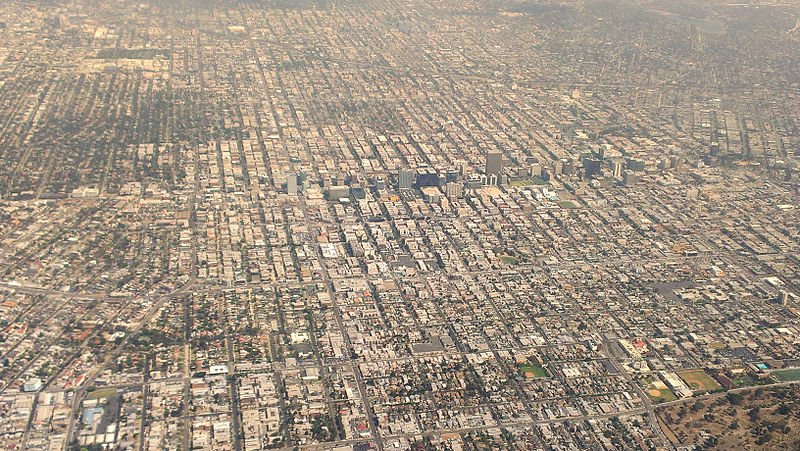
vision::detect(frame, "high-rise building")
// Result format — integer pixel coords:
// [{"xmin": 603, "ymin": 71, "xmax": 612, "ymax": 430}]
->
[
  {"xmin": 416, "ymin": 167, "xmax": 440, "ymax": 187},
  {"xmin": 627, "ymin": 158, "xmax": 646, "ymax": 172},
  {"xmin": 612, "ymin": 160, "xmax": 623, "ymax": 179},
  {"xmin": 583, "ymin": 159, "xmax": 602, "ymax": 178},
  {"xmin": 421, "ymin": 186, "xmax": 443, "ymax": 203},
  {"xmin": 622, "ymin": 171, "xmax": 639, "ymax": 186},
  {"xmin": 327, "ymin": 185, "xmax": 350, "ymax": 199},
  {"xmin": 444, "ymin": 168, "xmax": 460, "ymax": 184},
  {"xmin": 287, "ymin": 173, "xmax": 298, "ymax": 195},
  {"xmin": 350, "ymin": 186, "xmax": 366, "ymax": 199},
  {"xmin": 466, "ymin": 174, "xmax": 482, "ymax": 189},
  {"xmin": 486, "ymin": 151, "xmax": 503, "ymax": 177},
  {"xmin": 398, "ymin": 169, "xmax": 415, "ymax": 189},
  {"xmin": 445, "ymin": 182, "xmax": 463, "ymax": 199},
  {"xmin": 23, "ymin": 377, "xmax": 42, "ymax": 392}
]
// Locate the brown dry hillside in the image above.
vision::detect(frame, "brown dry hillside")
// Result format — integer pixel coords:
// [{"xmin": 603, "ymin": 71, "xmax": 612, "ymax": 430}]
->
[{"xmin": 657, "ymin": 384, "xmax": 800, "ymax": 450}]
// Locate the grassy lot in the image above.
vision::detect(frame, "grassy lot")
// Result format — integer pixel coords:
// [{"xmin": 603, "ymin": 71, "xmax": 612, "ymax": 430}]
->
[
  {"xmin": 499, "ymin": 255, "xmax": 518, "ymax": 264},
  {"xmin": 519, "ymin": 363, "xmax": 547, "ymax": 378},
  {"xmin": 558, "ymin": 201, "xmax": 577, "ymax": 209},
  {"xmin": 678, "ymin": 369, "xmax": 723, "ymax": 392},
  {"xmin": 708, "ymin": 341, "xmax": 726, "ymax": 350},
  {"xmin": 510, "ymin": 178, "xmax": 548, "ymax": 187},
  {"xmin": 732, "ymin": 373, "xmax": 773, "ymax": 388},
  {"xmin": 86, "ymin": 388, "xmax": 117, "ymax": 400},
  {"xmin": 732, "ymin": 375, "xmax": 757, "ymax": 387},
  {"xmin": 640, "ymin": 374, "xmax": 678, "ymax": 403},
  {"xmin": 646, "ymin": 387, "xmax": 677, "ymax": 403},
  {"xmin": 773, "ymin": 368, "xmax": 800, "ymax": 382}
]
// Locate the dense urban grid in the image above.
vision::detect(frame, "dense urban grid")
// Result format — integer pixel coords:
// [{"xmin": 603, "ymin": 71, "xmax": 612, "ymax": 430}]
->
[{"xmin": 1, "ymin": 0, "xmax": 799, "ymax": 449}]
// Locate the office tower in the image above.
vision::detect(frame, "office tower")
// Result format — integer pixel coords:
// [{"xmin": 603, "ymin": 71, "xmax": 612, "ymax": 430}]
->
[
  {"xmin": 445, "ymin": 168, "xmax": 460, "ymax": 184},
  {"xmin": 466, "ymin": 174, "xmax": 482, "ymax": 189},
  {"xmin": 486, "ymin": 151, "xmax": 502, "ymax": 177},
  {"xmin": 622, "ymin": 171, "xmax": 639, "ymax": 186},
  {"xmin": 583, "ymin": 159, "xmax": 602, "ymax": 178},
  {"xmin": 612, "ymin": 160, "xmax": 623, "ymax": 179},
  {"xmin": 445, "ymin": 182, "xmax": 463, "ymax": 199},
  {"xmin": 627, "ymin": 158, "xmax": 646, "ymax": 171},
  {"xmin": 398, "ymin": 169, "xmax": 415, "ymax": 189},
  {"xmin": 416, "ymin": 167, "xmax": 440, "ymax": 187},
  {"xmin": 350, "ymin": 186, "xmax": 366, "ymax": 200},
  {"xmin": 421, "ymin": 186, "xmax": 443, "ymax": 203}
]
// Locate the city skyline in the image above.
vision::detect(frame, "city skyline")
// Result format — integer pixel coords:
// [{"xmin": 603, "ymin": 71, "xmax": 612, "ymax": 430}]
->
[{"xmin": 0, "ymin": 0, "xmax": 799, "ymax": 450}]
